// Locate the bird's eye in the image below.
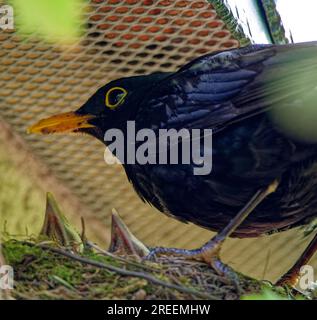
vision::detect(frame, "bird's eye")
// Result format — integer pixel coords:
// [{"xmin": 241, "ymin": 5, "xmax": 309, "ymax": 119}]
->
[{"xmin": 105, "ymin": 87, "xmax": 128, "ymax": 109}]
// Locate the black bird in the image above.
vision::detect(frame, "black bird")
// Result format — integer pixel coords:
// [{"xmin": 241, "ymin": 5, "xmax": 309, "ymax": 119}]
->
[{"xmin": 29, "ymin": 42, "xmax": 317, "ymax": 285}]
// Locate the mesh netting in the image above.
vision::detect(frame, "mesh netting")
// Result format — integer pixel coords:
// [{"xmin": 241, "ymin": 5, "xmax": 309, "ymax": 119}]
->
[{"xmin": 0, "ymin": 0, "xmax": 316, "ymax": 282}]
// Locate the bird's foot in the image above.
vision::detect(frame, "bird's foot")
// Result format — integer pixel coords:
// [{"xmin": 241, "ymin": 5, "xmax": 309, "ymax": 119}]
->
[
  {"xmin": 145, "ymin": 237, "xmax": 221, "ymax": 264},
  {"xmin": 145, "ymin": 236, "xmax": 237, "ymax": 279},
  {"xmin": 146, "ymin": 182, "xmax": 280, "ymax": 279},
  {"xmin": 145, "ymin": 246, "xmax": 204, "ymax": 261}
]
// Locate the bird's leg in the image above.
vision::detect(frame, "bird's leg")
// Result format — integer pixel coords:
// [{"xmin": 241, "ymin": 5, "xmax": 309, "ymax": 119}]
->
[
  {"xmin": 276, "ymin": 232, "xmax": 317, "ymax": 288},
  {"xmin": 146, "ymin": 180, "xmax": 279, "ymax": 276}
]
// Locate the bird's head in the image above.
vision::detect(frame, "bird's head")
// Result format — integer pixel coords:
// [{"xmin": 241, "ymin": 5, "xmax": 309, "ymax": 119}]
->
[{"xmin": 28, "ymin": 73, "xmax": 168, "ymax": 141}]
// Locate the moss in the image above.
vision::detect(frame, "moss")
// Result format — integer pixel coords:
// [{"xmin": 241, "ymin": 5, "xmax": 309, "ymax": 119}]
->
[
  {"xmin": 2, "ymin": 240, "xmax": 119, "ymax": 299},
  {"xmin": 3, "ymin": 240, "xmax": 43, "ymax": 265},
  {"xmin": 50, "ymin": 264, "xmax": 83, "ymax": 285}
]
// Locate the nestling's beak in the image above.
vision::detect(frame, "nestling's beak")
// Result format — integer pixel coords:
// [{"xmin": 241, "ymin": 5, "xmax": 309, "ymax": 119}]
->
[{"xmin": 27, "ymin": 111, "xmax": 96, "ymax": 134}]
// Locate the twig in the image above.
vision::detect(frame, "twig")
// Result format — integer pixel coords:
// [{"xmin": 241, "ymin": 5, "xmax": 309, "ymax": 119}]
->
[
  {"xmin": 80, "ymin": 217, "xmax": 87, "ymax": 244},
  {"xmin": 86, "ymin": 241, "xmax": 122, "ymax": 260},
  {"xmin": 87, "ymin": 241, "xmax": 158, "ymax": 272},
  {"xmin": 22, "ymin": 241, "xmax": 218, "ymax": 300}
]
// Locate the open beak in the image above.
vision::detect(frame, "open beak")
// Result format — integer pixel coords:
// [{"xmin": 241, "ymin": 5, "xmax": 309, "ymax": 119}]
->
[{"xmin": 27, "ymin": 111, "xmax": 96, "ymax": 134}]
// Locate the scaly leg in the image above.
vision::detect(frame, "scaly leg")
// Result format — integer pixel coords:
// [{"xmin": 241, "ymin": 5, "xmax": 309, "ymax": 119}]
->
[
  {"xmin": 276, "ymin": 232, "xmax": 317, "ymax": 287},
  {"xmin": 145, "ymin": 180, "xmax": 279, "ymax": 275}
]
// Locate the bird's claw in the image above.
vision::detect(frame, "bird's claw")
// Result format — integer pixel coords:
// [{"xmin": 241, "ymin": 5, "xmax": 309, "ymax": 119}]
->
[
  {"xmin": 144, "ymin": 244, "xmax": 239, "ymax": 282},
  {"xmin": 143, "ymin": 247, "xmax": 186, "ymax": 261}
]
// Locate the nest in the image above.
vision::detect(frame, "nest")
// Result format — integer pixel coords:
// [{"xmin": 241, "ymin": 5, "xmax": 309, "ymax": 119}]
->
[
  {"xmin": 0, "ymin": 193, "xmax": 313, "ymax": 300},
  {"xmin": 1, "ymin": 240, "xmax": 270, "ymax": 300}
]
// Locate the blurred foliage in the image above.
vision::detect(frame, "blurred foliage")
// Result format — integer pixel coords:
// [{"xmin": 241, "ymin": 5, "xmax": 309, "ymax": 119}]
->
[
  {"xmin": 241, "ymin": 287, "xmax": 291, "ymax": 300},
  {"xmin": 270, "ymin": 82, "xmax": 317, "ymax": 143},
  {"xmin": 267, "ymin": 48, "xmax": 317, "ymax": 143},
  {"xmin": 8, "ymin": 0, "xmax": 87, "ymax": 43}
]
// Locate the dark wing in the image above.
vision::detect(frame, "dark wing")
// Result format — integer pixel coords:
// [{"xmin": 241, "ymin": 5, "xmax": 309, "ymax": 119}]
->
[{"xmin": 136, "ymin": 42, "xmax": 317, "ymax": 134}]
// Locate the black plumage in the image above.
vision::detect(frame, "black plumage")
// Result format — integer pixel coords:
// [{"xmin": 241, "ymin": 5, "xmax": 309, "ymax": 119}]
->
[{"xmin": 30, "ymin": 42, "xmax": 317, "ymax": 239}]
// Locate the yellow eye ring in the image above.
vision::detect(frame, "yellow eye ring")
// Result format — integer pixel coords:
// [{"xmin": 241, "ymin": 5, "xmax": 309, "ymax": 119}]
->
[{"xmin": 105, "ymin": 86, "xmax": 128, "ymax": 109}]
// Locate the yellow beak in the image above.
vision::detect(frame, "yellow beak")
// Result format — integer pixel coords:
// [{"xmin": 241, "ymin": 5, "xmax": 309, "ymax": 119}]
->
[{"xmin": 27, "ymin": 111, "xmax": 96, "ymax": 134}]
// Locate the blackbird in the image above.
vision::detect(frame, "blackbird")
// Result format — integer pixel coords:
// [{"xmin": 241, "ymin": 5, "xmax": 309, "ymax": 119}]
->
[{"xmin": 29, "ymin": 42, "xmax": 317, "ymax": 285}]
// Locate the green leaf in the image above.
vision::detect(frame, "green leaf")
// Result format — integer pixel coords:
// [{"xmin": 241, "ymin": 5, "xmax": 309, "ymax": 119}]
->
[
  {"xmin": 9, "ymin": 0, "xmax": 86, "ymax": 43},
  {"xmin": 241, "ymin": 287, "xmax": 289, "ymax": 300}
]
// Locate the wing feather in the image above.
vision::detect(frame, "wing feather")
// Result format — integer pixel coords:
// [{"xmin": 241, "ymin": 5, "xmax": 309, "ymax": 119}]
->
[{"xmin": 137, "ymin": 42, "xmax": 317, "ymax": 134}]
